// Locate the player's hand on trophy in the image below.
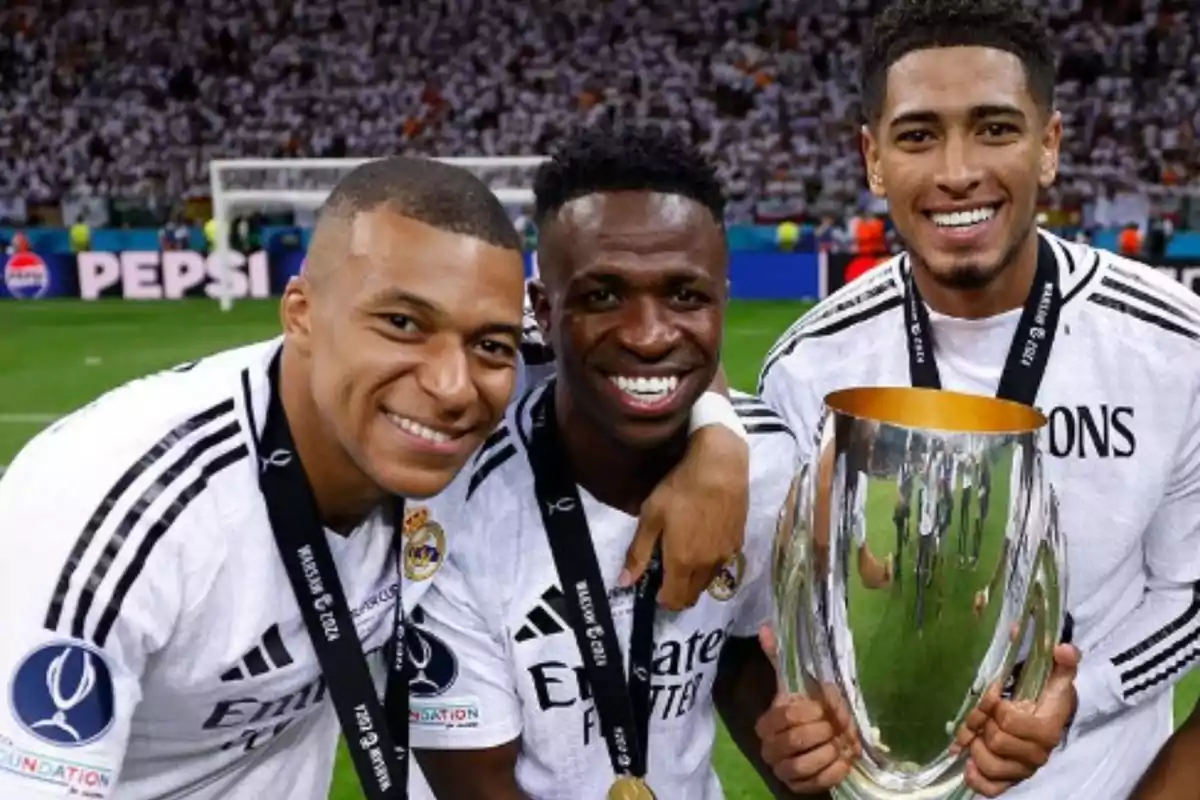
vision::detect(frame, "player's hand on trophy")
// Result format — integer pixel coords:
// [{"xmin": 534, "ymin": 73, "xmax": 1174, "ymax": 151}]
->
[
  {"xmin": 754, "ymin": 625, "xmax": 858, "ymax": 794},
  {"xmin": 623, "ymin": 423, "xmax": 749, "ymax": 611},
  {"xmin": 954, "ymin": 643, "xmax": 1081, "ymax": 797}
]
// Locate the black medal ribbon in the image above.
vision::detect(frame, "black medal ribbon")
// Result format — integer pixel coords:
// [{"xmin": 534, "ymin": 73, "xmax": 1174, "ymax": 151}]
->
[
  {"xmin": 903, "ymin": 234, "xmax": 1062, "ymax": 406},
  {"xmin": 524, "ymin": 384, "xmax": 661, "ymax": 782},
  {"xmin": 257, "ymin": 352, "xmax": 410, "ymax": 799}
]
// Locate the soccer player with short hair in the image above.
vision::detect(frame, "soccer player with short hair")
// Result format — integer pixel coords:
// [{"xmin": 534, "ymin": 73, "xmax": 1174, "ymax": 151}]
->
[
  {"xmin": 407, "ymin": 125, "xmax": 834, "ymax": 799},
  {"xmin": 755, "ymin": 0, "xmax": 1200, "ymax": 796},
  {"xmin": 0, "ymin": 157, "xmax": 750, "ymax": 799}
]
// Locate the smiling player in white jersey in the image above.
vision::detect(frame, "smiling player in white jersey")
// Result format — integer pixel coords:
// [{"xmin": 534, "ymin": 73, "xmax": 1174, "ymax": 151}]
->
[
  {"xmin": 0, "ymin": 157, "xmax": 529, "ymax": 800},
  {"xmin": 408, "ymin": 125, "xmax": 821, "ymax": 799},
  {"xmin": 0, "ymin": 157, "xmax": 751, "ymax": 800},
  {"xmin": 754, "ymin": 1, "xmax": 1200, "ymax": 797}
]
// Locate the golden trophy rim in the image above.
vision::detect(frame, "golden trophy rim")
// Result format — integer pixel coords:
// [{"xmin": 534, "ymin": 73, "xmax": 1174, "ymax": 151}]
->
[{"xmin": 824, "ymin": 386, "xmax": 1046, "ymax": 435}]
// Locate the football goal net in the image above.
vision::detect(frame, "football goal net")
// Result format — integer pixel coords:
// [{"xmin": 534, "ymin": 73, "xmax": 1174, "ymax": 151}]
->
[{"xmin": 208, "ymin": 156, "xmax": 548, "ymax": 311}]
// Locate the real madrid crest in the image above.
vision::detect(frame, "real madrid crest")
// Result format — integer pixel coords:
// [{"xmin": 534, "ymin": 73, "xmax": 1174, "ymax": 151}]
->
[
  {"xmin": 402, "ymin": 506, "xmax": 446, "ymax": 582},
  {"xmin": 707, "ymin": 551, "xmax": 745, "ymax": 602}
]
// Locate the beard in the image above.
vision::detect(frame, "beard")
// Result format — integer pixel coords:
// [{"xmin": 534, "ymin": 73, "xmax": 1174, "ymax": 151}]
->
[{"xmin": 905, "ymin": 209, "xmax": 1038, "ymax": 291}]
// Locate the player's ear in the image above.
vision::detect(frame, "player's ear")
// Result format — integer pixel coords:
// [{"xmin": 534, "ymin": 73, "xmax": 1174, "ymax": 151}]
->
[
  {"xmin": 1038, "ymin": 109, "xmax": 1063, "ymax": 188},
  {"xmin": 280, "ymin": 275, "xmax": 314, "ymax": 354},
  {"xmin": 861, "ymin": 124, "xmax": 886, "ymax": 198}
]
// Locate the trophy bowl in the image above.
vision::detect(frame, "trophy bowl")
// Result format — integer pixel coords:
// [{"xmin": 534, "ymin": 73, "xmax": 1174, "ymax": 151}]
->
[{"xmin": 773, "ymin": 386, "xmax": 1066, "ymax": 799}]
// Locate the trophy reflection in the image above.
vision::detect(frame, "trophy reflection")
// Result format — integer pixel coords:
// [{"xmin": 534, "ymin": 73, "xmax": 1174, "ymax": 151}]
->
[{"xmin": 773, "ymin": 387, "xmax": 1066, "ymax": 799}]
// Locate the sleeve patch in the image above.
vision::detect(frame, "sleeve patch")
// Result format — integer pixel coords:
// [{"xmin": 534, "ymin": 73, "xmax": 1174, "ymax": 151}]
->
[{"xmin": 9, "ymin": 641, "xmax": 116, "ymax": 748}]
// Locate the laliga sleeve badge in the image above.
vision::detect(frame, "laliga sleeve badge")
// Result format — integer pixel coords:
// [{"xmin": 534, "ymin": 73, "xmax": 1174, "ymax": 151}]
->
[
  {"xmin": 608, "ymin": 776, "xmax": 657, "ymax": 800},
  {"xmin": 403, "ymin": 509, "xmax": 446, "ymax": 582},
  {"xmin": 707, "ymin": 551, "xmax": 745, "ymax": 602},
  {"xmin": 9, "ymin": 642, "xmax": 116, "ymax": 747}
]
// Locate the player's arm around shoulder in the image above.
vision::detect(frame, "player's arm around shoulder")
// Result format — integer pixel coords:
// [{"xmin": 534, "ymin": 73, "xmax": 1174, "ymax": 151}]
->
[
  {"xmin": 0, "ymin": 423, "xmax": 220, "ymax": 797},
  {"xmin": 410, "ymin": 477, "xmax": 530, "ymax": 800},
  {"xmin": 625, "ymin": 375, "xmax": 752, "ymax": 612}
]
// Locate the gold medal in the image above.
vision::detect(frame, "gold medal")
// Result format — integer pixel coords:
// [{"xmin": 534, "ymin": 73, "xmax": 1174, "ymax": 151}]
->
[{"xmin": 608, "ymin": 775, "xmax": 656, "ymax": 800}]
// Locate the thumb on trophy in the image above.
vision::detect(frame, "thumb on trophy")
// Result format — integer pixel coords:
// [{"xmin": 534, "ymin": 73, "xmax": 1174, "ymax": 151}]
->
[
  {"xmin": 757, "ymin": 623, "xmax": 790, "ymax": 706},
  {"xmin": 1036, "ymin": 644, "xmax": 1081, "ymax": 719}
]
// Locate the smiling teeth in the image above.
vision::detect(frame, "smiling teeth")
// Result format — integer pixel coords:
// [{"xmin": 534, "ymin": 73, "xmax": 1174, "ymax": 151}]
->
[
  {"xmin": 386, "ymin": 412, "xmax": 452, "ymax": 444},
  {"xmin": 611, "ymin": 375, "xmax": 679, "ymax": 402},
  {"xmin": 931, "ymin": 207, "xmax": 996, "ymax": 228}
]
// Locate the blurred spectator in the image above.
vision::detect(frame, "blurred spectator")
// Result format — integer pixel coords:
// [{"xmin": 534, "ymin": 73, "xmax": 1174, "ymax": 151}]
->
[
  {"xmin": 0, "ymin": 0, "xmax": 1194, "ymax": 226},
  {"xmin": 1118, "ymin": 222, "xmax": 1143, "ymax": 256},
  {"xmin": 1145, "ymin": 210, "xmax": 1175, "ymax": 257}
]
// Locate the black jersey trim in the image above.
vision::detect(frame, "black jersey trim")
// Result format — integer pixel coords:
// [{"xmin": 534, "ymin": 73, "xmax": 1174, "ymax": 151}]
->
[
  {"xmin": 467, "ymin": 442, "xmax": 518, "ymax": 500},
  {"xmin": 71, "ymin": 421, "xmax": 243, "ymax": 641},
  {"xmin": 758, "ymin": 294, "xmax": 903, "ymax": 391},
  {"xmin": 1088, "ymin": 293, "xmax": 1200, "ymax": 342},
  {"xmin": 93, "ymin": 443, "xmax": 250, "ymax": 646},
  {"xmin": 43, "ymin": 398, "xmax": 237, "ymax": 632}
]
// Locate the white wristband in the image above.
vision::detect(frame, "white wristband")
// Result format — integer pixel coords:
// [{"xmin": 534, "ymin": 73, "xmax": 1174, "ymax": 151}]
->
[{"xmin": 687, "ymin": 391, "xmax": 748, "ymax": 442}]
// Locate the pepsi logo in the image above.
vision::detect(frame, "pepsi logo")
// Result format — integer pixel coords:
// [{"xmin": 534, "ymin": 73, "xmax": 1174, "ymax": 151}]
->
[{"xmin": 4, "ymin": 251, "xmax": 50, "ymax": 299}]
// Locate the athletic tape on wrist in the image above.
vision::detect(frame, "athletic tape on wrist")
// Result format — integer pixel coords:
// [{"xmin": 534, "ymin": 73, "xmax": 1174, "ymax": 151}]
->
[{"xmin": 687, "ymin": 392, "xmax": 748, "ymax": 442}]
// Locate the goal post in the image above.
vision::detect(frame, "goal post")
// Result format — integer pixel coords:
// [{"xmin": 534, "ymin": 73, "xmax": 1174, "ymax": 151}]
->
[{"xmin": 208, "ymin": 156, "xmax": 548, "ymax": 311}]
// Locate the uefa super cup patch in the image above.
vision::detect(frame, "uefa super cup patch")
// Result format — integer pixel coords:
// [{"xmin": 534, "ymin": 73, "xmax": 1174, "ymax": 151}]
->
[
  {"xmin": 9, "ymin": 641, "xmax": 117, "ymax": 747},
  {"xmin": 405, "ymin": 619, "xmax": 459, "ymax": 698}
]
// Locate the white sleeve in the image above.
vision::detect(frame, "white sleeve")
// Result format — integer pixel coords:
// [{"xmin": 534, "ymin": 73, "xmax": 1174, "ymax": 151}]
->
[
  {"xmin": 409, "ymin": 523, "xmax": 523, "ymax": 750},
  {"xmin": 0, "ymin": 438, "xmax": 188, "ymax": 797},
  {"xmin": 758, "ymin": 341, "xmax": 826, "ymax": 464},
  {"xmin": 1072, "ymin": 389, "xmax": 1200, "ymax": 729}
]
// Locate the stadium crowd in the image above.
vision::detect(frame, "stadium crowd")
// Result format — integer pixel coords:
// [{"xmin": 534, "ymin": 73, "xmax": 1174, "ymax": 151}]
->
[{"xmin": 0, "ymin": 0, "xmax": 1196, "ymax": 223}]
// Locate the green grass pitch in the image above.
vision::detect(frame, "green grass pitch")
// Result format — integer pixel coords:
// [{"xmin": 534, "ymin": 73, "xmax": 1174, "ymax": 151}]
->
[{"xmin": 1, "ymin": 299, "xmax": 1195, "ymax": 799}]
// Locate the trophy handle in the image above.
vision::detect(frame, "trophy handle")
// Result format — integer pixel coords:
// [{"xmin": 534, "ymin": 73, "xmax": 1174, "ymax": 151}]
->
[
  {"xmin": 1009, "ymin": 483, "xmax": 1066, "ymax": 703},
  {"xmin": 773, "ymin": 462, "xmax": 815, "ymax": 698}
]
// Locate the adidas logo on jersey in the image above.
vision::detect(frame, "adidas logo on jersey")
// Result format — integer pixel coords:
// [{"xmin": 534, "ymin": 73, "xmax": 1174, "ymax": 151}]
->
[
  {"xmin": 514, "ymin": 584, "xmax": 636, "ymax": 643},
  {"xmin": 219, "ymin": 624, "xmax": 294, "ymax": 682},
  {"xmin": 514, "ymin": 586, "xmax": 568, "ymax": 643}
]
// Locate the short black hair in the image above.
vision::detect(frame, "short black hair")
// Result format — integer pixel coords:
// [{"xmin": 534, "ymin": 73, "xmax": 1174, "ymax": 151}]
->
[
  {"xmin": 320, "ymin": 156, "xmax": 521, "ymax": 251},
  {"xmin": 533, "ymin": 123, "xmax": 725, "ymax": 226},
  {"xmin": 862, "ymin": 0, "xmax": 1056, "ymax": 126}
]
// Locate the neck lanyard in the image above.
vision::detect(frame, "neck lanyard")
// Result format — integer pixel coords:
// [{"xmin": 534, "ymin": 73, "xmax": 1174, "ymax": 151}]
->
[
  {"xmin": 257, "ymin": 353, "xmax": 410, "ymax": 799},
  {"xmin": 902, "ymin": 235, "xmax": 1062, "ymax": 406},
  {"xmin": 522, "ymin": 385, "xmax": 661, "ymax": 796}
]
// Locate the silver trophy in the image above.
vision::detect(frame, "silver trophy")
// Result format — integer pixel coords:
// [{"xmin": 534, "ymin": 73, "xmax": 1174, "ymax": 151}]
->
[{"xmin": 773, "ymin": 387, "xmax": 1066, "ymax": 799}]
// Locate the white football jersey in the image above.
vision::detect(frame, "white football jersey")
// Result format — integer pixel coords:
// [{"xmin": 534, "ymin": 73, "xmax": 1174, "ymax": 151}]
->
[
  {"xmin": 408, "ymin": 381, "xmax": 797, "ymax": 799},
  {"xmin": 759, "ymin": 231, "xmax": 1200, "ymax": 799},
  {"xmin": 0, "ymin": 339, "xmax": 452, "ymax": 799}
]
